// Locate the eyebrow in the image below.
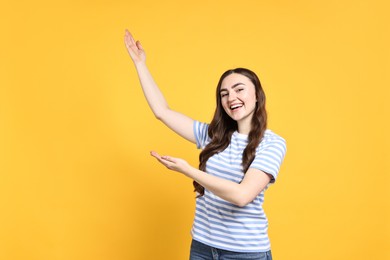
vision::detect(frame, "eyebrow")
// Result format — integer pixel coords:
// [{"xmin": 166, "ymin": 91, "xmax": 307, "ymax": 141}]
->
[{"xmin": 220, "ymin": 83, "xmax": 245, "ymax": 92}]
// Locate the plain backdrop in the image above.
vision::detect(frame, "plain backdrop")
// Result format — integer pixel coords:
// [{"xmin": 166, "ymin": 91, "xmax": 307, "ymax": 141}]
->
[{"xmin": 1, "ymin": 0, "xmax": 389, "ymax": 259}]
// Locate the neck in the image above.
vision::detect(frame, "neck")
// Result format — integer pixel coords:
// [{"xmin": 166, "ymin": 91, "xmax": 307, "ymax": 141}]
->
[{"xmin": 237, "ymin": 119, "xmax": 252, "ymax": 135}]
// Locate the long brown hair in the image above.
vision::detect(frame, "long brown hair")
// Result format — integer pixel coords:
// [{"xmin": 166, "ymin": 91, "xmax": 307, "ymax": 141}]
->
[{"xmin": 193, "ymin": 68, "xmax": 267, "ymax": 197}]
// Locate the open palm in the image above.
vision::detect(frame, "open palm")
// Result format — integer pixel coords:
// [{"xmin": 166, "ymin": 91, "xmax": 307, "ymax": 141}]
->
[{"xmin": 124, "ymin": 29, "xmax": 146, "ymax": 64}]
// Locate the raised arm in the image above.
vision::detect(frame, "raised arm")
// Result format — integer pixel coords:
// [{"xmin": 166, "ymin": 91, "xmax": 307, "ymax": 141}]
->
[{"xmin": 124, "ymin": 30, "xmax": 196, "ymax": 143}]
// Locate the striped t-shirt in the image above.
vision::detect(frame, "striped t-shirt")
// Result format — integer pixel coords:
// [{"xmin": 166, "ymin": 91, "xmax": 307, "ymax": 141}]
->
[{"xmin": 191, "ymin": 120, "xmax": 287, "ymax": 252}]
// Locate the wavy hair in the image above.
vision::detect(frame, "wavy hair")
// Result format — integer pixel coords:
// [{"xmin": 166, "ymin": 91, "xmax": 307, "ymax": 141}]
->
[{"xmin": 193, "ymin": 68, "xmax": 267, "ymax": 197}]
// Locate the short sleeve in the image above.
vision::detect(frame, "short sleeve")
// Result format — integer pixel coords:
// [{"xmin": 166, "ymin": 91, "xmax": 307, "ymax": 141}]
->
[
  {"xmin": 193, "ymin": 121, "xmax": 210, "ymax": 149},
  {"xmin": 250, "ymin": 134, "xmax": 287, "ymax": 183}
]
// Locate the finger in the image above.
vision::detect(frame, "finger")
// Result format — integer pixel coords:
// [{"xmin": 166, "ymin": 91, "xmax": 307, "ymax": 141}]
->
[
  {"xmin": 126, "ymin": 29, "xmax": 137, "ymax": 46},
  {"xmin": 161, "ymin": 155, "xmax": 175, "ymax": 163},
  {"xmin": 151, "ymin": 151, "xmax": 170, "ymax": 164},
  {"xmin": 124, "ymin": 30, "xmax": 136, "ymax": 48},
  {"xmin": 155, "ymin": 156, "xmax": 172, "ymax": 169},
  {"xmin": 150, "ymin": 151, "xmax": 161, "ymax": 159},
  {"xmin": 136, "ymin": 41, "xmax": 143, "ymax": 51},
  {"xmin": 151, "ymin": 153, "xmax": 165, "ymax": 164},
  {"xmin": 124, "ymin": 30, "xmax": 131, "ymax": 44},
  {"xmin": 150, "ymin": 151, "xmax": 177, "ymax": 170}
]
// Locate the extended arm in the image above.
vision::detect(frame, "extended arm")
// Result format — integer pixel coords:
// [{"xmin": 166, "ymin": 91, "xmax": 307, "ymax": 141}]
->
[
  {"xmin": 151, "ymin": 151, "xmax": 272, "ymax": 207},
  {"xmin": 124, "ymin": 30, "xmax": 196, "ymax": 143}
]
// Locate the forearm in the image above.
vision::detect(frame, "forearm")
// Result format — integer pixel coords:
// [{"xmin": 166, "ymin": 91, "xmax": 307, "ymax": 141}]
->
[
  {"xmin": 151, "ymin": 152, "xmax": 269, "ymax": 206},
  {"xmin": 134, "ymin": 62, "xmax": 169, "ymax": 118},
  {"xmin": 185, "ymin": 167, "xmax": 248, "ymax": 207},
  {"xmin": 132, "ymin": 64, "xmax": 196, "ymax": 142}
]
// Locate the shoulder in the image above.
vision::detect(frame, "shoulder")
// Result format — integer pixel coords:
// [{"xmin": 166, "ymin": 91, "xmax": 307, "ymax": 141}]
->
[
  {"xmin": 263, "ymin": 130, "xmax": 286, "ymax": 143},
  {"xmin": 194, "ymin": 120, "xmax": 211, "ymax": 148},
  {"xmin": 258, "ymin": 130, "xmax": 287, "ymax": 151},
  {"xmin": 194, "ymin": 120, "xmax": 210, "ymax": 136}
]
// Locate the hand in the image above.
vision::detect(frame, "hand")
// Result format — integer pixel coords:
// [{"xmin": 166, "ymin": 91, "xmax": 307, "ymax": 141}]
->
[
  {"xmin": 124, "ymin": 29, "xmax": 146, "ymax": 64},
  {"xmin": 150, "ymin": 151, "xmax": 192, "ymax": 175}
]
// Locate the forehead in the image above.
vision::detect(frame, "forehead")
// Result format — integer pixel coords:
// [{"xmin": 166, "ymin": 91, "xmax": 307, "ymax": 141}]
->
[{"xmin": 221, "ymin": 73, "xmax": 253, "ymax": 89}]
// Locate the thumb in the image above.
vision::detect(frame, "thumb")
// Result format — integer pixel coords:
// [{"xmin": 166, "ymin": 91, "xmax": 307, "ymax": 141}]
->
[{"xmin": 136, "ymin": 41, "xmax": 144, "ymax": 51}]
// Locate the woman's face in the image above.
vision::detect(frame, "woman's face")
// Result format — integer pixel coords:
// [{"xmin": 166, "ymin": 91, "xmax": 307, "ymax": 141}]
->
[{"xmin": 219, "ymin": 73, "xmax": 257, "ymax": 127}]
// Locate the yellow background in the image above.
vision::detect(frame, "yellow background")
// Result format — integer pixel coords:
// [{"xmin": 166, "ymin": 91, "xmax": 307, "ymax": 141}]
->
[{"xmin": 1, "ymin": 0, "xmax": 389, "ymax": 259}]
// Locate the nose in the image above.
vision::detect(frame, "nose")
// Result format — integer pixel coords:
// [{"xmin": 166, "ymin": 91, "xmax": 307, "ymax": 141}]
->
[{"xmin": 228, "ymin": 91, "xmax": 237, "ymax": 101}]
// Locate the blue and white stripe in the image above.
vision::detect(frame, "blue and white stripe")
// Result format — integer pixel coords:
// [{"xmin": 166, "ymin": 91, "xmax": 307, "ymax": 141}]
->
[{"xmin": 191, "ymin": 121, "xmax": 287, "ymax": 252}]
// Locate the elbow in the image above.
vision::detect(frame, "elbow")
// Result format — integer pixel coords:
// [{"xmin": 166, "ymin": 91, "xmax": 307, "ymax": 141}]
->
[
  {"xmin": 227, "ymin": 188, "xmax": 254, "ymax": 208},
  {"xmin": 234, "ymin": 195, "xmax": 253, "ymax": 208},
  {"xmin": 152, "ymin": 106, "xmax": 170, "ymax": 121},
  {"xmin": 154, "ymin": 113, "xmax": 163, "ymax": 121},
  {"xmin": 236, "ymin": 200, "xmax": 250, "ymax": 208},
  {"xmin": 153, "ymin": 109, "xmax": 166, "ymax": 121}
]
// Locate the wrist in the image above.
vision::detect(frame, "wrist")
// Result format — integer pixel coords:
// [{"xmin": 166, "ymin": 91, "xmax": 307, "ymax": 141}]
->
[
  {"xmin": 186, "ymin": 167, "xmax": 202, "ymax": 181},
  {"xmin": 134, "ymin": 60, "xmax": 147, "ymax": 68}
]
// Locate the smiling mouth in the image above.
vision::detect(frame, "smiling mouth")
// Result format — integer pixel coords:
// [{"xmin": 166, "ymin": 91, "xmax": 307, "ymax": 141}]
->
[{"xmin": 230, "ymin": 104, "xmax": 243, "ymax": 110}]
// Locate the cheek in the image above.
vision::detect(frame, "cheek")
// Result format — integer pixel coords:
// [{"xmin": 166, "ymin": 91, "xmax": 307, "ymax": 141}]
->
[
  {"xmin": 221, "ymin": 102, "xmax": 229, "ymax": 111},
  {"xmin": 220, "ymin": 100, "xmax": 230, "ymax": 113},
  {"xmin": 241, "ymin": 92, "xmax": 254, "ymax": 103},
  {"xmin": 246, "ymin": 95, "xmax": 258, "ymax": 109}
]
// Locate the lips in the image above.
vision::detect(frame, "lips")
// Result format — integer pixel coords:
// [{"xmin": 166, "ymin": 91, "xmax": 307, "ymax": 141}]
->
[{"xmin": 230, "ymin": 104, "xmax": 243, "ymax": 110}]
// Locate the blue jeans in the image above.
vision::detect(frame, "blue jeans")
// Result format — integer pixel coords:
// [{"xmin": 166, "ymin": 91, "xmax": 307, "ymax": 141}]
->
[{"xmin": 189, "ymin": 239, "xmax": 273, "ymax": 260}]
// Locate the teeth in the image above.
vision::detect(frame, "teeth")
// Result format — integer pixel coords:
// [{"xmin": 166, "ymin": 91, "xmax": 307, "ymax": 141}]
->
[{"xmin": 230, "ymin": 104, "xmax": 243, "ymax": 110}]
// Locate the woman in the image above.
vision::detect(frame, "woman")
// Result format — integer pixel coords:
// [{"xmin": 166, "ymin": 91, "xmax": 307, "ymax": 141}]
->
[{"xmin": 124, "ymin": 29, "xmax": 286, "ymax": 260}]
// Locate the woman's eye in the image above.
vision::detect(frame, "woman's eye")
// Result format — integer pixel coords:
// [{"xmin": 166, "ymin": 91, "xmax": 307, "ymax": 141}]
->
[
  {"xmin": 221, "ymin": 93, "xmax": 228, "ymax": 97},
  {"xmin": 237, "ymin": 88, "xmax": 244, "ymax": 92}
]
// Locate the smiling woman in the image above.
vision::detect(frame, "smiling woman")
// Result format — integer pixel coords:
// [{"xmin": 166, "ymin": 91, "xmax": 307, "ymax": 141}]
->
[
  {"xmin": 219, "ymin": 72, "xmax": 260, "ymax": 134},
  {"xmin": 124, "ymin": 29, "xmax": 286, "ymax": 259}
]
